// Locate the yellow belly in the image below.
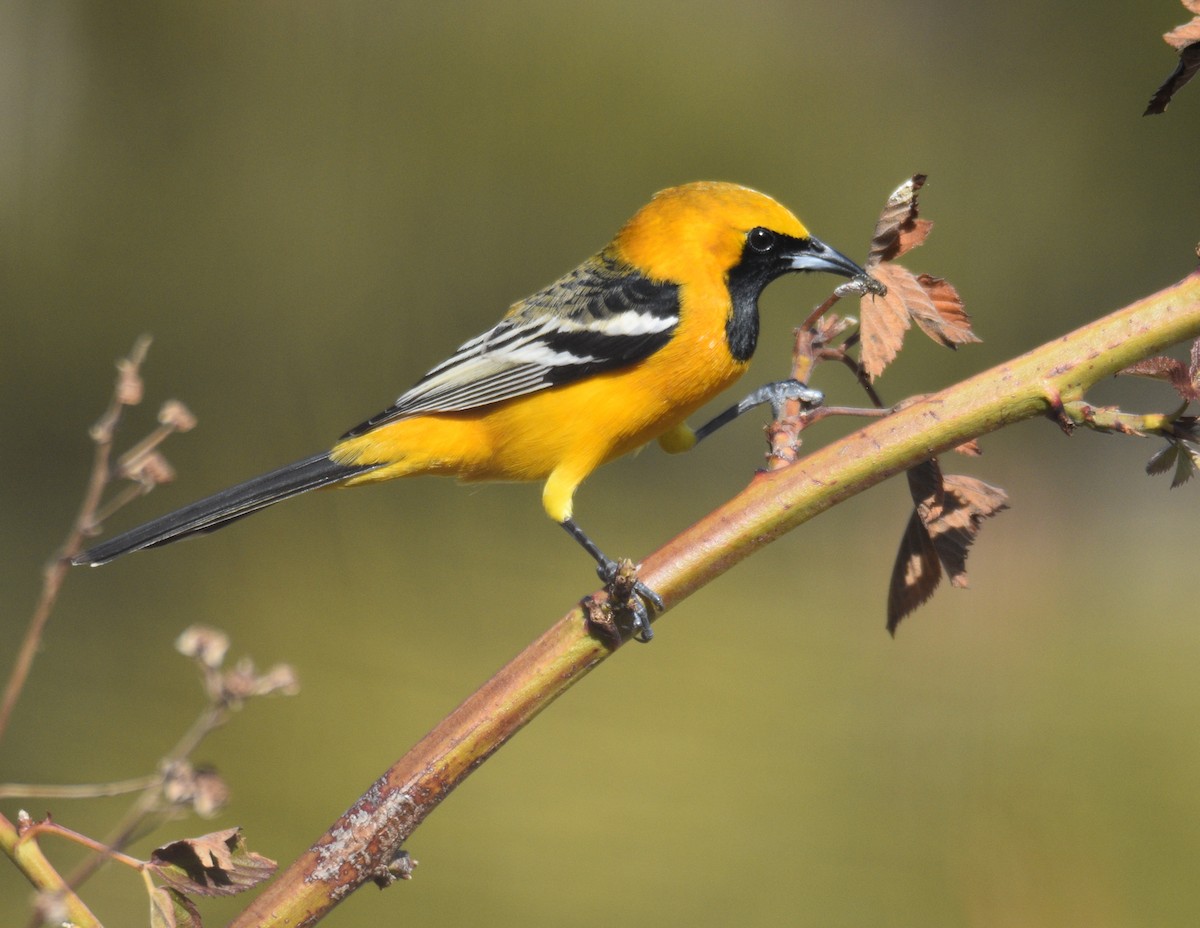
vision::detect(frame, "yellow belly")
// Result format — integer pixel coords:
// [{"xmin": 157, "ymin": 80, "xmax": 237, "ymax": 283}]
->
[{"xmin": 330, "ymin": 336, "xmax": 746, "ymax": 520}]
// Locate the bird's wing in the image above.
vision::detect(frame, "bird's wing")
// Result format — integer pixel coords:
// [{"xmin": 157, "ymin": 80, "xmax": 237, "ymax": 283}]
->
[{"xmin": 341, "ymin": 252, "xmax": 680, "ymax": 438}]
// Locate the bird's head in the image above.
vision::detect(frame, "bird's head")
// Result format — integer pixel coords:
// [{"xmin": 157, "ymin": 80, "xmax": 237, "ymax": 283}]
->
[{"xmin": 612, "ymin": 181, "xmax": 864, "ymax": 287}]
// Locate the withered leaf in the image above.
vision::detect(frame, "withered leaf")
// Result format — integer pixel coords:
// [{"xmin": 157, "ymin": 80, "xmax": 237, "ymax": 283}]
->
[
  {"xmin": 922, "ymin": 475, "xmax": 1010, "ymax": 588},
  {"xmin": 905, "ymin": 458, "xmax": 945, "ymax": 510},
  {"xmin": 1145, "ymin": 3, "xmax": 1200, "ymax": 114},
  {"xmin": 910, "ymin": 275, "xmax": 978, "ymax": 347},
  {"xmin": 859, "ymin": 268, "xmax": 912, "ymax": 379},
  {"xmin": 888, "ymin": 462, "xmax": 1009, "ymax": 633},
  {"xmin": 1165, "ymin": 9, "xmax": 1200, "ymax": 49},
  {"xmin": 856, "ymin": 177, "xmax": 976, "ymax": 379},
  {"xmin": 887, "ymin": 510, "xmax": 942, "ymax": 633},
  {"xmin": 867, "ymin": 175, "xmax": 930, "ymax": 265},
  {"xmin": 859, "ymin": 266, "xmax": 978, "ymax": 378},
  {"xmin": 1119, "ymin": 352, "xmax": 1200, "ymax": 401},
  {"xmin": 867, "ymin": 175, "xmax": 931, "ymax": 265},
  {"xmin": 149, "ymin": 886, "xmax": 202, "ymax": 928},
  {"xmin": 149, "ymin": 828, "xmax": 277, "ymax": 897}
]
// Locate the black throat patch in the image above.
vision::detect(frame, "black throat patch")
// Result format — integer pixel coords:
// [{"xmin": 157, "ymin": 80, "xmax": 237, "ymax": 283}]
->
[{"xmin": 723, "ymin": 233, "xmax": 814, "ymax": 363}]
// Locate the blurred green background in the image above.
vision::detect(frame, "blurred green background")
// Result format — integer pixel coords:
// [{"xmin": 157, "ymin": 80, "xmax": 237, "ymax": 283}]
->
[{"xmin": 3, "ymin": 2, "xmax": 1199, "ymax": 925}]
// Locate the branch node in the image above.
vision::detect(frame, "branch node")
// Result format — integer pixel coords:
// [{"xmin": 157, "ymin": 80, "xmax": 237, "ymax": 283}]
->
[{"xmin": 1041, "ymin": 385, "xmax": 1075, "ymax": 434}]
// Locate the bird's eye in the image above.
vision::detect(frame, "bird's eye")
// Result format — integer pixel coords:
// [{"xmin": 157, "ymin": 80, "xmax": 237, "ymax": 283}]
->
[{"xmin": 747, "ymin": 227, "xmax": 776, "ymax": 253}]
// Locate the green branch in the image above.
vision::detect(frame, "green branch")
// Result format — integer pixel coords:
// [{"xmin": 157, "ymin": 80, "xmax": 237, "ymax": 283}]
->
[
  {"xmin": 231, "ymin": 269, "xmax": 1200, "ymax": 927},
  {"xmin": 0, "ymin": 812, "xmax": 102, "ymax": 928}
]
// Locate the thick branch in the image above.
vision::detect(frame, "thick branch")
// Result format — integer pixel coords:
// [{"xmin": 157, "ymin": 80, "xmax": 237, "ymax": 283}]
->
[{"xmin": 232, "ymin": 270, "xmax": 1200, "ymax": 927}]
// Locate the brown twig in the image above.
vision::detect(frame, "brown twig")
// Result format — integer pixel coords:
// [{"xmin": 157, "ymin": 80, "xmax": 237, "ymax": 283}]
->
[
  {"xmin": 0, "ymin": 775, "xmax": 160, "ymax": 802},
  {"xmin": 0, "ymin": 335, "xmax": 153, "ymax": 746}
]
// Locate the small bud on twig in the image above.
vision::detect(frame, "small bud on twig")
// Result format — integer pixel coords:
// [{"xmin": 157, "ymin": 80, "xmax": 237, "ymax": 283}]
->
[
  {"xmin": 176, "ymin": 626, "xmax": 231, "ymax": 670},
  {"xmin": 159, "ymin": 400, "xmax": 198, "ymax": 432}
]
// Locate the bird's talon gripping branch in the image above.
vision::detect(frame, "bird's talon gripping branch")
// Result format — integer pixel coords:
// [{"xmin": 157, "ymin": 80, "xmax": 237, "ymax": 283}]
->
[
  {"xmin": 564, "ymin": 518, "xmax": 660, "ymax": 643},
  {"xmin": 617, "ymin": 568, "xmax": 664, "ymax": 643},
  {"xmin": 755, "ymin": 379, "xmax": 825, "ymax": 420},
  {"xmin": 691, "ymin": 378, "xmax": 824, "ymax": 444}
]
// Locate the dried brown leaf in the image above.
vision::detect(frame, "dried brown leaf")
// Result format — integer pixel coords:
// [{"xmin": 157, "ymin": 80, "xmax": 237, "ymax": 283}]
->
[
  {"xmin": 149, "ymin": 828, "xmax": 276, "ymax": 898},
  {"xmin": 887, "ymin": 510, "xmax": 941, "ymax": 633},
  {"xmin": 1145, "ymin": 43, "xmax": 1200, "ymax": 114},
  {"xmin": 856, "ymin": 174, "xmax": 976, "ymax": 378},
  {"xmin": 867, "ymin": 175, "xmax": 930, "ymax": 266},
  {"xmin": 911, "ymin": 275, "xmax": 979, "ymax": 346},
  {"xmin": 920, "ymin": 475, "xmax": 1009, "ymax": 588},
  {"xmin": 905, "ymin": 459, "xmax": 945, "ymax": 510},
  {"xmin": 1146, "ymin": 4, "xmax": 1200, "ymax": 115},
  {"xmin": 888, "ymin": 464, "xmax": 1009, "ymax": 633},
  {"xmin": 1165, "ymin": 19, "xmax": 1200, "ymax": 51},
  {"xmin": 858, "ymin": 267, "xmax": 912, "ymax": 379},
  {"xmin": 1119, "ymin": 354, "xmax": 1200, "ymax": 401},
  {"xmin": 858, "ymin": 266, "xmax": 977, "ymax": 379},
  {"xmin": 952, "ymin": 439, "xmax": 983, "ymax": 457},
  {"xmin": 1121, "ymin": 356, "xmax": 1186, "ymax": 380}
]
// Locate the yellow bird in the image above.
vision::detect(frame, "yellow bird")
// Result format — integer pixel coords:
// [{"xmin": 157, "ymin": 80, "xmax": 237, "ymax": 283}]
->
[{"xmin": 74, "ymin": 182, "xmax": 867, "ymax": 639}]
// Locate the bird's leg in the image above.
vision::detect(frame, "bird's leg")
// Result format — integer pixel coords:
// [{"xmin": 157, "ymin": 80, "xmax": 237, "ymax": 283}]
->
[
  {"xmin": 561, "ymin": 518, "xmax": 662, "ymax": 643},
  {"xmin": 691, "ymin": 379, "xmax": 824, "ymax": 444}
]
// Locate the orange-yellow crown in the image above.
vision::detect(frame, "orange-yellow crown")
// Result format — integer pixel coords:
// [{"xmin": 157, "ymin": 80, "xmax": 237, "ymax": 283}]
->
[{"xmin": 611, "ymin": 182, "xmax": 811, "ymax": 282}]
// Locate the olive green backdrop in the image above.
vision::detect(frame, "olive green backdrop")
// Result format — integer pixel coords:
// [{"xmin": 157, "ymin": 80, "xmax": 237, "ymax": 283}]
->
[{"xmin": 3, "ymin": 2, "xmax": 1199, "ymax": 926}]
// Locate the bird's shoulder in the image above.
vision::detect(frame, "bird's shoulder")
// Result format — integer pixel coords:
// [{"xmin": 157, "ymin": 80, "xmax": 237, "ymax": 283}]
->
[
  {"xmin": 504, "ymin": 250, "xmax": 680, "ymax": 329},
  {"xmin": 339, "ymin": 251, "xmax": 682, "ymax": 438}
]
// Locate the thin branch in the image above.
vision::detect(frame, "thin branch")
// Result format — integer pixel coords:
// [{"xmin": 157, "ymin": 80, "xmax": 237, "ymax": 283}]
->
[
  {"xmin": 0, "ymin": 335, "xmax": 153, "ymax": 746},
  {"xmin": 230, "ymin": 270, "xmax": 1200, "ymax": 927},
  {"xmin": 20, "ymin": 818, "xmax": 147, "ymax": 870},
  {"xmin": 0, "ymin": 775, "xmax": 160, "ymax": 802}
]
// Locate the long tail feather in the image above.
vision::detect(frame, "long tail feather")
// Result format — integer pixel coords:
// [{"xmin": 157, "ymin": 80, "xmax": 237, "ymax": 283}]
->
[{"xmin": 73, "ymin": 453, "xmax": 380, "ymax": 566}]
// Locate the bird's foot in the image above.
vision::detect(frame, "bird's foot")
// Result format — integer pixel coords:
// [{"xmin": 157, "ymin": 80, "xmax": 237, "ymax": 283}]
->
[
  {"xmin": 749, "ymin": 379, "xmax": 825, "ymax": 420},
  {"xmin": 592, "ymin": 556, "xmax": 662, "ymax": 644}
]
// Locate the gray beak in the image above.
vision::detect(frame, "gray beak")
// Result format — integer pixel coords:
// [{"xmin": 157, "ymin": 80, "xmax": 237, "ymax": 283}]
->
[{"xmin": 787, "ymin": 236, "xmax": 866, "ymax": 279}]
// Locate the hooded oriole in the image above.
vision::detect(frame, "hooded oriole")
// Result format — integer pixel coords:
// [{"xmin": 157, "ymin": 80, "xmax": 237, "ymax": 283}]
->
[{"xmin": 73, "ymin": 181, "xmax": 867, "ymax": 638}]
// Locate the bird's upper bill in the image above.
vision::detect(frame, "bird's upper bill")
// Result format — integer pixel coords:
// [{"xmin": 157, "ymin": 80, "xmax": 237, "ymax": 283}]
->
[
  {"xmin": 785, "ymin": 235, "xmax": 865, "ymax": 279},
  {"xmin": 613, "ymin": 181, "xmax": 865, "ymax": 282}
]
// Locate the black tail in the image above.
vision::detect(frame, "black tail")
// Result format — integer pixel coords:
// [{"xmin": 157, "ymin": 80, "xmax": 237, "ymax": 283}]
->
[{"xmin": 72, "ymin": 453, "xmax": 380, "ymax": 566}]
